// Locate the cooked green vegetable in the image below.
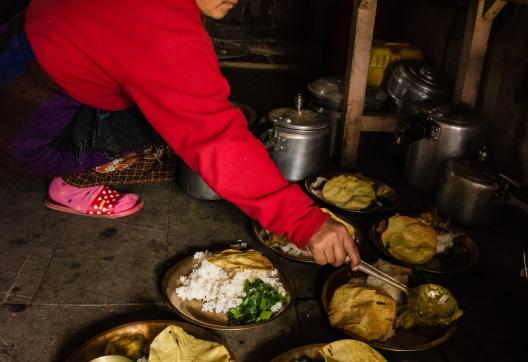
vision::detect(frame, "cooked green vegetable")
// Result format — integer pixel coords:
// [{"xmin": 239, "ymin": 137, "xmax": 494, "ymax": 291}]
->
[{"xmin": 227, "ymin": 279, "xmax": 286, "ymax": 325}]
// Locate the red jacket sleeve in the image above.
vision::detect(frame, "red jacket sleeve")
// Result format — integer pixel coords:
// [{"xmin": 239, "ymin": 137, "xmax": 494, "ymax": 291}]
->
[{"xmin": 123, "ymin": 41, "xmax": 328, "ymax": 248}]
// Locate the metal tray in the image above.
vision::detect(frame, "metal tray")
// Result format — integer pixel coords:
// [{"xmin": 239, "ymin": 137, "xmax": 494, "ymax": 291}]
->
[
  {"xmin": 270, "ymin": 343, "xmax": 324, "ymax": 362},
  {"xmin": 369, "ymin": 218, "xmax": 480, "ymax": 273},
  {"xmin": 304, "ymin": 172, "xmax": 400, "ymax": 215},
  {"xmin": 66, "ymin": 320, "xmax": 232, "ymax": 362},
  {"xmin": 162, "ymin": 254, "xmax": 294, "ymax": 330},
  {"xmin": 321, "ymin": 267, "xmax": 457, "ymax": 352}
]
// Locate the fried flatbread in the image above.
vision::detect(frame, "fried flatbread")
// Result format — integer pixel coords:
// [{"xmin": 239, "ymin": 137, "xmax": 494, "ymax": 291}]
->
[
  {"xmin": 328, "ymin": 284, "xmax": 396, "ymax": 341},
  {"xmin": 208, "ymin": 249, "xmax": 274, "ymax": 271},
  {"xmin": 318, "ymin": 339, "xmax": 387, "ymax": 362},
  {"xmin": 322, "ymin": 175, "xmax": 376, "ymax": 210},
  {"xmin": 148, "ymin": 325, "xmax": 230, "ymax": 362},
  {"xmin": 381, "ymin": 215, "xmax": 437, "ymax": 264}
]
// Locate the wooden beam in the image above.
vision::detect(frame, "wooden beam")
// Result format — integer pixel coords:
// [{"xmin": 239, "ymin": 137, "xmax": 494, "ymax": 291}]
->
[
  {"xmin": 360, "ymin": 114, "xmax": 400, "ymax": 132},
  {"xmin": 484, "ymin": 0, "xmax": 507, "ymax": 20},
  {"xmin": 339, "ymin": 0, "xmax": 377, "ymax": 170},
  {"xmin": 453, "ymin": 0, "xmax": 493, "ymax": 107}
]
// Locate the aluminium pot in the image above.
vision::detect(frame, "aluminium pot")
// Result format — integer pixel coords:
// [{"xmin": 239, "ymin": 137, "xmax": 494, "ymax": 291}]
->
[
  {"xmin": 396, "ymin": 104, "xmax": 486, "ymax": 193},
  {"xmin": 178, "ymin": 101, "xmax": 257, "ymax": 200},
  {"xmin": 436, "ymin": 148, "xmax": 528, "ymax": 227},
  {"xmin": 386, "ymin": 60, "xmax": 450, "ymax": 115},
  {"xmin": 260, "ymin": 94, "xmax": 331, "ymax": 182}
]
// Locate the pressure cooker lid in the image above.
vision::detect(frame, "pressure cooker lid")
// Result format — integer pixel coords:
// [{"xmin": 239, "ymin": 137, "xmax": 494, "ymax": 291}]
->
[
  {"xmin": 395, "ymin": 60, "xmax": 450, "ymax": 98},
  {"xmin": 307, "ymin": 76, "xmax": 344, "ymax": 104},
  {"xmin": 267, "ymin": 94, "xmax": 330, "ymax": 131},
  {"xmin": 430, "ymin": 105, "xmax": 483, "ymax": 127}
]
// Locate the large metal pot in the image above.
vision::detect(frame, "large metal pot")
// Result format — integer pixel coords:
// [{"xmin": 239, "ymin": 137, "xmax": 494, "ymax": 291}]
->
[
  {"xmin": 261, "ymin": 94, "xmax": 331, "ymax": 182},
  {"xmin": 436, "ymin": 148, "xmax": 528, "ymax": 226},
  {"xmin": 306, "ymin": 76, "xmax": 387, "ymax": 157},
  {"xmin": 386, "ymin": 60, "xmax": 450, "ymax": 115},
  {"xmin": 396, "ymin": 105, "xmax": 486, "ymax": 193},
  {"xmin": 178, "ymin": 101, "xmax": 257, "ymax": 200}
]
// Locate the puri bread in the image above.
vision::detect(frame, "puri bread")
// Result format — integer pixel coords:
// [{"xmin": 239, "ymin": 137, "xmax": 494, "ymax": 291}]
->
[
  {"xmin": 148, "ymin": 325, "xmax": 230, "ymax": 362},
  {"xmin": 381, "ymin": 215, "xmax": 437, "ymax": 264},
  {"xmin": 322, "ymin": 175, "xmax": 376, "ymax": 210},
  {"xmin": 318, "ymin": 339, "xmax": 387, "ymax": 362},
  {"xmin": 328, "ymin": 284, "xmax": 396, "ymax": 341}
]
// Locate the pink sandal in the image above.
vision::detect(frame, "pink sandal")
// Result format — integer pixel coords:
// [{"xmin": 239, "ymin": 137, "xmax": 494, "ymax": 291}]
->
[{"xmin": 45, "ymin": 185, "xmax": 144, "ymax": 218}]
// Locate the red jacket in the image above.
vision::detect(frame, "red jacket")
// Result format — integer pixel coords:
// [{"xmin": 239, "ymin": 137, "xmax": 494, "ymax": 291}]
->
[{"xmin": 25, "ymin": 0, "xmax": 328, "ymax": 247}]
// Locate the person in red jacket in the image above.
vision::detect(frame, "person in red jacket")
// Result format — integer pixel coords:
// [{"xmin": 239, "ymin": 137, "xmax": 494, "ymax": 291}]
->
[{"xmin": 0, "ymin": 0, "xmax": 359, "ymax": 268}]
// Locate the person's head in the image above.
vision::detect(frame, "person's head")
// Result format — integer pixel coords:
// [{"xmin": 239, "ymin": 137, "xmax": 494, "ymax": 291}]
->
[{"xmin": 195, "ymin": 0, "xmax": 239, "ymax": 19}]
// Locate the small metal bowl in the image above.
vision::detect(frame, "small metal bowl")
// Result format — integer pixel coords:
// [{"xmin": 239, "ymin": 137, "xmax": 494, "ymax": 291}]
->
[{"xmin": 89, "ymin": 356, "xmax": 133, "ymax": 362}]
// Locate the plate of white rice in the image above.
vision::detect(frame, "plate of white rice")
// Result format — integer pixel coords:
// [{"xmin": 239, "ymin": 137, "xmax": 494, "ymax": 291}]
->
[{"xmin": 162, "ymin": 248, "xmax": 293, "ymax": 330}]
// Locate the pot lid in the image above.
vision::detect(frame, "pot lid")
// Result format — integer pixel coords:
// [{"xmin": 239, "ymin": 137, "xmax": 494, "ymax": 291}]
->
[
  {"xmin": 429, "ymin": 104, "xmax": 483, "ymax": 127},
  {"xmin": 395, "ymin": 61, "xmax": 450, "ymax": 98},
  {"xmin": 307, "ymin": 76, "xmax": 344, "ymax": 103},
  {"xmin": 267, "ymin": 94, "xmax": 330, "ymax": 131}
]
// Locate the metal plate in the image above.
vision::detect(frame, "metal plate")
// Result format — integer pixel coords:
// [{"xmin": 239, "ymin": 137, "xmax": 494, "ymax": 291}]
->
[
  {"xmin": 270, "ymin": 343, "xmax": 325, "ymax": 362},
  {"xmin": 304, "ymin": 172, "xmax": 400, "ymax": 215},
  {"xmin": 66, "ymin": 320, "xmax": 232, "ymax": 362},
  {"xmin": 213, "ymin": 39, "xmax": 247, "ymax": 60},
  {"xmin": 252, "ymin": 222, "xmax": 316, "ymax": 263},
  {"xmin": 321, "ymin": 267, "xmax": 457, "ymax": 352},
  {"xmin": 369, "ymin": 218, "xmax": 480, "ymax": 274},
  {"xmin": 162, "ymin": 254, "xmax": 294, "ymax": 330}
]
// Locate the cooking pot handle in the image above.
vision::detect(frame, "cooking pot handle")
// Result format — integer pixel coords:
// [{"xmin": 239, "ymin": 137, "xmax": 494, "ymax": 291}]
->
[{"xmin": 395, "ymin": 112, "xmax": 429, "ymax": 145}]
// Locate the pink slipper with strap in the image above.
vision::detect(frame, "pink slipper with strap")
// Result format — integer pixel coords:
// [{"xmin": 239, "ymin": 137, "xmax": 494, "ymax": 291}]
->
[{"xmin": 45, "ymin": 177, "xmax": 143, "ymax": 218}]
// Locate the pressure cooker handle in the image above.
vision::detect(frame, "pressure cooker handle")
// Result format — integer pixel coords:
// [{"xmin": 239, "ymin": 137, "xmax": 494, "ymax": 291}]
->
[
  {"xmin": 395, "ymin": 112, "xmax": 430, "ymax": 145},
  {"xmin": 503, "ymin": 184, "xmax": 528, "ymax": 215}
]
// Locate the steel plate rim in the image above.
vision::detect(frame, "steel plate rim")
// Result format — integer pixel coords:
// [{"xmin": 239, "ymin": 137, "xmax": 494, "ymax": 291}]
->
[
  {"xmin": 368, "ymin": 218, "xmax": 480, "ymax": 274},
  {"xmin": 251, "ymin": 222, "xmax": 316, "ymax": 264},
  {"xmin": 321, "ymin": 266, "xmax": 458, "ymax": 352},
  {"xmin": 65, "ymin": 320, "xmax": 233, "ymax": 362},
  {"xmin": 304, "ymin": 172, "xmax": 401, "ymax": 215},
  {"xmin": 162, "ymin": 253, "xmax": 295, "ymax": 331}
]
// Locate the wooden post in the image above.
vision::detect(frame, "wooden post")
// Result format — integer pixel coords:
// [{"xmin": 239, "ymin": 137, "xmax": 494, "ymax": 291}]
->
[
  {"xmin": 339, "ymin": 0, "xmax": 377, "ymax": 170},
  {"xmin": 453, "ymin": 0, "xmax": 500, "ymax": 107}
]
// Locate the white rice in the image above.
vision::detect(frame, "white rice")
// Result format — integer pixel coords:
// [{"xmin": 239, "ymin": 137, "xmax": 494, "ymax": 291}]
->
[{"xmin": 175, "ymin": 251, "xmax": 286, "ymax": 314}]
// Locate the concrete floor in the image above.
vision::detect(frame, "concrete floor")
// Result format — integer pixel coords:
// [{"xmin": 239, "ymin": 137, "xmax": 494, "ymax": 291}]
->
[{"xmin": 1, "ymin": 155, "xmax": 528, "ymax": 362}]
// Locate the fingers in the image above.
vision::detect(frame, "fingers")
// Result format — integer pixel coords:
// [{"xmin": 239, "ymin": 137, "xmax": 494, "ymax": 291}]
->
[{"xmin": 343, "ymin": 234, "xmax": 360, "ymax": 270}]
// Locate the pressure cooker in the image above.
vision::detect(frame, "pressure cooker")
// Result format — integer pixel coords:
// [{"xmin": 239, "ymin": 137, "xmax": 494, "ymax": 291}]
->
[
  {"xmin": 260, "ymin": 94, "xmax": 331, "ymax": 182},
  {"xmin": 386, "ymin": 60, "xmax": 451, "ymax": 115},
  {"xmin": 436, "ymin": 147, "xmax": 528, "ymax": 227},
  {"xmin": 396, "ymin": 104, "xmax": 486, "ymax": 193},
  {"xmin": 306, "ymin": 76, "xmax": 388, "ymax": 157}
]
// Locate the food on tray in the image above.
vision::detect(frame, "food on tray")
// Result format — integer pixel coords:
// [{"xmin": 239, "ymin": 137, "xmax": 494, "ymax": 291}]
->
[
  {"xmin": 321, "ymin": 175, "xmax": 376, "ymax": 210},
  {"xmin": 328, "ymin": 284, "xmax": 397, "ymax": 341},
  {"xmin": 261, "ymin": 208, "xmax": 356, "ymax": 260},
  {"xmin": 104, "ymin": 334, "xmax": 148, "ymax": 360},
  {"xmin": 175, "ymin": 249, "xmax": 287, "ymax": 325},
  {"xmin": 395, "ymin": 284, "xmax": 463, "ymax": 330},
  {"xmin": 381, "ymin": 215, "xmax": 437, "ymax": 264},
  {"xmin": 318, "ymin": 339, "xmax": 387, "ymax": 362},
  {"xmin": 328, "ymin": 260, "xmax": 462, "ymax": 342},
  {"xmin": 148, "ymin": 325, "xmax": 230, "ymax": 362},
  {"xmin": 419, "ymin": 211, "xmax": 455, "ymax": 253}
]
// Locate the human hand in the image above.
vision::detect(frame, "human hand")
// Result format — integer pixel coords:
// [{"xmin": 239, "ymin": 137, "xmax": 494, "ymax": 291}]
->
[{"xmin": 307, "ymin": 219, "xmax": 360, "ymax": 270}]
